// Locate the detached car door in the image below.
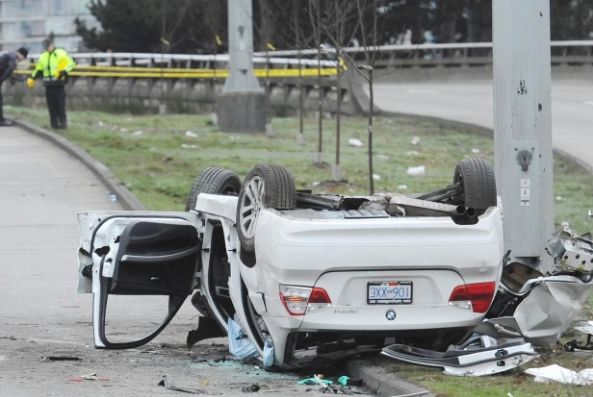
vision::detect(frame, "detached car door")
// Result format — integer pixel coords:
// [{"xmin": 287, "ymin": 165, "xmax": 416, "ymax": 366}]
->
[{"xmin": 77, "ymin": 211, "xmax": 200, "ymax": 349}]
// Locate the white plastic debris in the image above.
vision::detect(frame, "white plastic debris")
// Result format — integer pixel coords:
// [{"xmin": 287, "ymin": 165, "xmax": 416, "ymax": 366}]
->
[
  {"xmin": 525, "ymin": 365, "xmax": 593, "ymax": 386},
  {"xmin": 407, "ymin": 165, "xmax": 426, "ymax": 176},
  {"xmin": 398, "ymin": 184, "xmax": 408, "ymax": 190},
  {"xmin": 181, "ymin": 144, "xmax": 198, "ymax": 149},
  {"xmin": 227, "ymin": 318, "xmax": 259, "ymax": 359},
  {"xmin": 120, "ymin": 127, "xmax": 128, "ymax": 133},
  {"xmin": 574, "ymin": 321, "xmax": 593, "ymax": 336},
  {"xmin": 132, "ymin": 130, "xmax": 143, "ymax": 136},
  {"xmin": 471, "ymin": 148, "xmax": 481, "ymax": 154},
  {"xmin": 97, "ymin": 120, "xmax": 105, "ymax": 127},
  {"xmin": 312, "ymin": 181, "xmax": 321, "ymax": 187},
  {"xmin": 373, "ymin": 174, "xmax": 381, "ymax": 181},
  {"xmin": 406, "ymin": 150, "xmax": 419, "ymax": 156},
  {"xmin": 185, "ymin": 130, "xmax": 198, "ymax": 138},
  {"xmin": 348, "ymin": 138, "xmax": 363, "ymax": 147},
  {"xmin": 410, "ymin": 136, "xmax": 421, "ymax": 145},
  {"xmin": 555, "ymin": 196, "xmax": 563, "ymax": 202}
]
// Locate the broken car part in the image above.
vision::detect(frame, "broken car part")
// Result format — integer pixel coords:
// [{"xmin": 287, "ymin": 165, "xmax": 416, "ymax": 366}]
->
[{"xmin": 382, "ymin": 334, "xmax": 536, "ymax": 376}]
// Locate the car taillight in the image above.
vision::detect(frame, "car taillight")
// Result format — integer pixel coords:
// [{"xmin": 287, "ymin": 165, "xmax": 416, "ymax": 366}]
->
[
  {"xmin": 279, "ymin": 285, "xmax": 332, "ymax": 316},
  {"xmin": 448, "ymin": 282, "xmax": 496, "ymax": 313}
]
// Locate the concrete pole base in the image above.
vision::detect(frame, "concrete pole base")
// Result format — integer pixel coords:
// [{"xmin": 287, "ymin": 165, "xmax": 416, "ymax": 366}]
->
[
  {"xmin": 312, "ymin": 152, "xmax": 322, "ymax": 164},
  {"xmin": 296, "ymin": 133, "xmax": 305, "ymax": 146},
  {"xmin": 217, "ymin": 91, "xmax": 267, "ymax": 133},
  {"xmin": 331, "ymin": 164, "xmax": 342, "ymax": 181}
]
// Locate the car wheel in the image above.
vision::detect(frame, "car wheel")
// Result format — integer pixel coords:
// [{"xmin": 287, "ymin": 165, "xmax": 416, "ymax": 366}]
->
[
  {"xmin": 185, "ymin": 167, "xmax": 242, "ymax": 211},
  {"xmin": 236, "ymin": 165, "xmax": 296, "ymax": 266},
  {"xmin": 453, "ymin": 158, "xmax": 497, "ymax": 214}
]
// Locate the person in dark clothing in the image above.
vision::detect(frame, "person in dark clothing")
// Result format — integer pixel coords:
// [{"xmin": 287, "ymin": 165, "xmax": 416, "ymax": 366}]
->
[
  {"xmin": 28, "ymin": 39, "xmax": 75, "ymax": 129},
  {"xmin": 0, "ymin": 47, "xmax": 28, "ymax": 126}
]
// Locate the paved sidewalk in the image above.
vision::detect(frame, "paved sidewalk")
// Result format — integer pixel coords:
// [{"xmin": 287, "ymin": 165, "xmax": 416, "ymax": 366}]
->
[{"xmin": 374, "ymin": 79, "xmax": 593, "ymax": 172}]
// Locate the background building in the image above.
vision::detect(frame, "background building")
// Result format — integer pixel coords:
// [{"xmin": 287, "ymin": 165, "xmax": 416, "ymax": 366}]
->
[{"xmin": 0, "ymin": 0, "xmax": 98, "ymax": 53}]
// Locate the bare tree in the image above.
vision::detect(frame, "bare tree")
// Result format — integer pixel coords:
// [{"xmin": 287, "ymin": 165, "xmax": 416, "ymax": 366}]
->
[{"xmin": 308, "ymin": 0, "xmax": 325, "ymax": 165}]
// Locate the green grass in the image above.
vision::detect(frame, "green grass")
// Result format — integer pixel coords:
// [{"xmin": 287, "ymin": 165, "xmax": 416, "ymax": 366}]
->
[
  {"xmin": 7, "ymin": 106, "xmax": 593, "ymax": 396},
  {"xmin": 7, "ymin": 106, "xmax": 592, "ymax": 233}
]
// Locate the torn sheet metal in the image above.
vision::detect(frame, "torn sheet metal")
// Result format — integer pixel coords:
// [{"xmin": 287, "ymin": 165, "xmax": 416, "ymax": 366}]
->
[
  {"xmin": 546, "ymin": 222, "xmax": 593, "ymax": 273},
  {"xmin": 487, "ymin": 275, "xmax": 593, "ymax": 346},
  {"xmin": 525, "ymin": 364, "xmax": 593, "ymax": 386},
  {"xmin": 382, "ymin": 335, "xmax": 536, "ymax": 377}
]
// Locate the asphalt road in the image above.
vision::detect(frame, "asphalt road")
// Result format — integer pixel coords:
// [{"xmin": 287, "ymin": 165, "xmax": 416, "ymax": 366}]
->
[
  {"xmin": 0, "ymin": 125, "xmax": 373, "ymax": 396},
  {"xmin": 373, "ymin": 79, "xmax": 593, "ymax": 172}
]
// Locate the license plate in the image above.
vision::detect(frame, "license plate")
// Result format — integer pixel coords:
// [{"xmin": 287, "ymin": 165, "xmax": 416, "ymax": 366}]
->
[{"xmin": 367, "ymin": 281, "xmax": 413, "ymax": 304}]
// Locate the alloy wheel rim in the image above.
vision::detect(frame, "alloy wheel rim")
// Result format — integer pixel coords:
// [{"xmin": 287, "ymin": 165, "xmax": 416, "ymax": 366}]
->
[{"xmin": 239, "ymin": 176, "xmax": 265, "ymax": 239}]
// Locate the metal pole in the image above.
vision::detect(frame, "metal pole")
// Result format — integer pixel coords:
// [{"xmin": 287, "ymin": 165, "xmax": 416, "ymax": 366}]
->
[
  {"xmin": 217, "ymin": 0, "xmax": 266, "ymax": 132},
  {"xmin": 492, "ymin": 0, "xmax": 554, "ymax": 272}
]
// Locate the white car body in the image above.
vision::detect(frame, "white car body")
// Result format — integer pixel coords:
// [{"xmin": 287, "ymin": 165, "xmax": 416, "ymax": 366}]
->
[{"xmin": 78, "ymin": 192, "xmax": 503, "ymax": 367}]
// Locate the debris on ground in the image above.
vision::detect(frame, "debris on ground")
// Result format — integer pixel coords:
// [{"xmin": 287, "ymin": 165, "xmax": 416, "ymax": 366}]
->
[
  {"xmin": 297, "ymin": 375, "xmax": 333, "ymax": 386},
  {"xmin": 372, "ymin": 174, "xmax": 381, "ymax": 181},
  {"xmin": 68, "ymin": 373, "xmax": 110, "ymax": 382},
  {"xmin": 42, "ymin": 355, "xmax": 81, "ymax": 362},
  {"xmin": 382, "ymin": 334, "xmax": 537, "ymax": 377},
  {"xmin": 132, "ymin": 130, "xmax": 143, "ymax": 136},
  {"xmin": 525, "ymin": 364, "xmax": 593, "ymax": 386},
  {"xmin": 410, "ymin": 136, "xmax": 421, "ymax": 145},
  {"xmin": 406, "ymin": 150, "xmax": 419, "ymax": 156},
  {"xmin": 348, "ymin": 138, "xmax": 363, "ymax": 147},
  {"xmin": 337, "ymin": 376, "xmax": 363, "ymax": 386},
  {"xmin": 158, "ymin": 375, "xmax": 207, "ymax": 394},
  {"xmin": 241, "ymin": 383, "xmax": 261, "ymax": 393},
  {"xmin": 397, "ymin": 184, "xmax": 408, "ymax": 190},
  {"xmin": 406, "ymin": 165, "xmax": 426, "ymax": 176},
  {"xmin": 185, "ymin": 130, "xmax": 198, "ymax": 138},
  {"xmin": 471, "ymin": 148, "xmax": 481, "ymax": 154},
  {"xmin": 564, "ymin": 321, "xmax": 593, "ymax": 351},
  {"xmin": 228, "ymin": 318, "xmax": 259, "ymax": 360},
  {"xmin": 181, "ymin": 144, "xmax": 198, "ymax": 149}
]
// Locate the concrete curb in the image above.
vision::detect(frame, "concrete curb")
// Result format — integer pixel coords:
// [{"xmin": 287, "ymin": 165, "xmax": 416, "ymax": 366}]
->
[
  {"xmin": 11, "ymin": 118, "xmax": 146, "ymax": 210},
  {"xmin": 347, "ymin": 357, "xmax": 433, "ymax": 397}
]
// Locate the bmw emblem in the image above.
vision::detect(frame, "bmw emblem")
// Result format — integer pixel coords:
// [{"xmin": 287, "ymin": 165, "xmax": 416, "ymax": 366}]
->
[{"xmin": 385, "ymin": 310, "xmax": 396, "ymax": 321}]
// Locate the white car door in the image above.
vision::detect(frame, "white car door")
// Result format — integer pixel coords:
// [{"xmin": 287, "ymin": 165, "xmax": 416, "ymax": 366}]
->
[{"xmin": 77, "ymin": 211, "xmax": 200, "ymax": 349}]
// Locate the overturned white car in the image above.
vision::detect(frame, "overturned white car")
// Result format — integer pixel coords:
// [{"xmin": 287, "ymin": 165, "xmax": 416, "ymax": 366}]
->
[{"xmin": 77, "ymin": 159, "xmax": 503, "ymax": 368}]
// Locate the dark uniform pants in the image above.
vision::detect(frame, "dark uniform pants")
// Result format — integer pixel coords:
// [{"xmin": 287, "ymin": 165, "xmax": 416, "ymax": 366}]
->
[{"xmin": 45, "ymin": 83, "xmax": 66, "ymax": 128}]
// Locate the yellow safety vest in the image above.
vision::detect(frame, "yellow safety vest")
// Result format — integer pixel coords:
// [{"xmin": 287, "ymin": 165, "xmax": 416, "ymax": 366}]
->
[{"xmin": 32, "ymin": 48, "xmax": 75, "ymax": 82}]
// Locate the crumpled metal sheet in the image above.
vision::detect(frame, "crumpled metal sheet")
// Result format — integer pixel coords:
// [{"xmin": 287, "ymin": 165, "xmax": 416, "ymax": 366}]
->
[
  {"xmin": 525, "ymin": 364, "xmax": 593, "ymax": 385},
  {"xmin": 488, "ymin": 276, "xmax": 593, "ymax": 346}
]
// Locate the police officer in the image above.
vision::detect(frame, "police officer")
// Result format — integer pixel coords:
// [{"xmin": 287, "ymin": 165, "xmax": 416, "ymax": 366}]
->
[
  {"xmin": 0, "ymin": 47, "xmax": 28, "ymax": 126},
  {"xmin": 28, "ymin": 39, "xmax": 75, "ymax": 129}
]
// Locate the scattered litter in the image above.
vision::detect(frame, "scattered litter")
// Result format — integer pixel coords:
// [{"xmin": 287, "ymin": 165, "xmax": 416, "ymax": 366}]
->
[
  {"xmin": 120, "ymin": 127, "xmax": 128, "ymax": 133},
  {"xmin": 68, "ymin": 373, "xmax": 110, "ymax": 382},
  {"xmin": 406, "ymin": 150, "xmax": 419, "ymax": 156},
  {"xmin": 132, "ymin": 130, "xmax": 143, "ymax": 136},
  {"xmin": 377, "ymin": 154, "xmax": 389, "ymax": 160},
  {"xmin": 107, "ymin": 192, "xmax": 117, "ymax": 203},
  {"xmin": 298, "ymin": 375, "xmax": 333, "ymax": 386},
  {"xmin": 525, "ymin": 365, "xmax": 593, "ymax": 386},
  {"xmin": 337, "ymin": 376, "xmax": 363, "ymax": 386},
  {"xmin": 397, "ymin": 184, "xmax": 408, "ymax": 190},
  {"xmin": 181, "ymin": 144, "xmax": 198, "ymax": 149},
  {"xmin": 262, "ymin": 336, "xmax": 274, "ymax": 368},
  {"xmin": 555, "ymin": 196, "xmax": 563, "ymax": 202},
  {"xmin": 313, "ymin": 181, "xmax": 321, "ymax": 187},
  {"xmin": 158, "ymin": 376, "xmax": 206, "ymax": 394},
  {"xmin": 348, "ymin": 138, "xmax": 363, "ymax": 147},
  {"xmin": 407, "ymin": 165, "xmax": 426, "ymax": 176},
  {"xmin": 97, "ymin": 120, "xmax": 105, "ymax": 127},
  {"xmin": 471, "ymin": 148, "xmax": 481, "ymax": 154},
  {"xmin": 565, "ymin": 321, "xmax": 593, "ymax": 351},
  {"xmin": 228, "ymin": 318, "xmax": 259, "ymax": 359},
  {"xmin": 410, "ymin": 136, "xmax": 421, "ymax": 145},
  {"xmin": 41, "ymin": 356, "xmax": 81, "ymax": 362},
  {"xmin": 241, "ymin": 383, "xmax": 261, "ymax": 393},
  {"xmin": 372, "ymin": 174, "xmax": 381, "ymax": 181},
  {"xmin": 185, "ymin": 130, "xmax": 198, "ymax": 138}
]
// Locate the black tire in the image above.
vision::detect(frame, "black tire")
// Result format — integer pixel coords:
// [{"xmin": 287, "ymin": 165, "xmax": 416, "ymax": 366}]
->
[
  {"xmin": 453, "ymin": 158, "xmax": 497, "ymax": 213},
  {"xmin": 185, "ymin": 167, "xmax": 242, "ymax": 211},
  {"xmin": 236, "ymin": 165, "xmax": 296, "ymax": 261}
]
